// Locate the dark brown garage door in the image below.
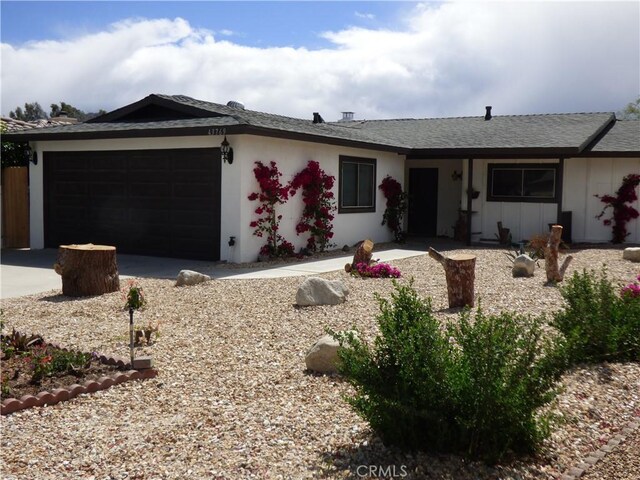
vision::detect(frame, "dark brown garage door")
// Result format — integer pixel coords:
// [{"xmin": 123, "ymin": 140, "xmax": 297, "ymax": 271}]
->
[{"xmin": 44, "ymin": 148, "xmax": 221, "ymax": 260}]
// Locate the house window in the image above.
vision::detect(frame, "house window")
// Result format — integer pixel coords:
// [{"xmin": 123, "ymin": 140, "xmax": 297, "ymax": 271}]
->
[
  {"xmin": 339, "ymin": 156, "xmax": 376, "ymax": 213},
  {"xmin": 487, "ymin": 163, "xmax": 559, "ymax": 203}
]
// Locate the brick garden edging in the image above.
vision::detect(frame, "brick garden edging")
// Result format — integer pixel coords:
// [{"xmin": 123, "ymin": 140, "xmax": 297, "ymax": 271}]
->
[
  {"xmin": 559, "ymin": 417, "xmax": 640, "ymax": 480},
  {"xmin": 1, "ymin": 346, "xmax": 158, "ymax": 416}
]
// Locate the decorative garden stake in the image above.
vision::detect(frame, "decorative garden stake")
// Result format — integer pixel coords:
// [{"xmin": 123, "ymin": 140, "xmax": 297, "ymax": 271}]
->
[{"xmin": 123, "ymin": 281, "xmax": 146, "ymax": 367}]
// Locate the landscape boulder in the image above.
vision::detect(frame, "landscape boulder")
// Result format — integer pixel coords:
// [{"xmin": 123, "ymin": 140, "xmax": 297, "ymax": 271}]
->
[
  {"xmin": 296, "ymin": 277, "xmax": 349, "ymax": 306},
  {"xmin": 305, "ymin": 332, "xmax": 357, "ymax": 374},
  {"xmin": 512, "ymin": 254, "xmax": 536, "ymax": 277},
  {"xmin": 623, "ymin": 247, "xmax": 640, "ymax": 262},
  {"xmin": 175, "ymin": 270, "xmax": 211, "ymax": 287}
]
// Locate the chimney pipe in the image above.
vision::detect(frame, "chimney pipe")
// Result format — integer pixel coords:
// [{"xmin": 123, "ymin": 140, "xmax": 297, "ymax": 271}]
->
[
  {"xmin": 341, "ymin": 111, "xmax": 354, "ymax": 121},
  {"xmin": 485, "ymin": 106, "xmax": 492, "ymax": 121},
  {"xmin": 312, "ymin": 112, "xmax": 324, "ymax": 124}
]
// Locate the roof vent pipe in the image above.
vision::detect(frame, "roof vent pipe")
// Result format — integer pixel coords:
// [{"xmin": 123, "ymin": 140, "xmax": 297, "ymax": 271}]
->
[
  {"xmin": 313, "ymin": 112, "xmax": 325, "ymax": 124},
  {"xmin": 341, "ymin": 111, "xmax": 354, "ymax": 121},
  {"xmin": 485, "ymin": 106, "xmax": 492, "ymax": 120}
]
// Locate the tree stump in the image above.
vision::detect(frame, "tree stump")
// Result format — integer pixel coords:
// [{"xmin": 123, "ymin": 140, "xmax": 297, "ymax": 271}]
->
[
  {"xmin": 428, "ymin": 247, "xmax": 476, "ymax": 308},
  {"xmin": 54, "ymin": 244, "xmax": 120, "ymax": 297},
  {"xmin": 545, "ymin": 225, "xmax": 573, "ymax": 283},
  {"xmin": 345, "ymin": 239, "xmax": 374, "ymax": 273}
]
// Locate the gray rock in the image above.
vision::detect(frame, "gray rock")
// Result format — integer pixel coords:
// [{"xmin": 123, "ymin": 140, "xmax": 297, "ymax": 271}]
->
[
  {"xmin": 296, "ymin": 277, "xmax": 349, "ymax": 306},
  {"xmin": 175, "ymin": 269, "xmax": 211, "ymax": 286},
  {"xmin": 305, "ymin": 334, "xmax": 341, "ymax": 373},
  {"xmin": 512, "ymin": 254, "xmax": 536, "ymax": 277},
  {"xmin": 623, "ymin": 247, "xmax": 640, "ymax": 262}
]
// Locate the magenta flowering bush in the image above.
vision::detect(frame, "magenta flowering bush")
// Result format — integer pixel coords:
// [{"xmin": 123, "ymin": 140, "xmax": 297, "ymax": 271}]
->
[
  {"xmin": 351, "ymin": 262, "xmax": 402, "ymax": 278},
  {"xmin": 289, "ymin": 160, "xmax": 336, "ymax": 252},
  {"xmin": 621, "ymin": 274, "xmax": 640, "ymax": 298},
  {"xmin": 248, "ymin": 161, "xmax": 295, "ymax": 259}
]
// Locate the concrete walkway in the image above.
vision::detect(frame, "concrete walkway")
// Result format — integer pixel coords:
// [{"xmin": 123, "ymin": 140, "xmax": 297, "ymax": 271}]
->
[{"xmin": 1, "ymin": 243, "xmax": 438, "ymax": 299}]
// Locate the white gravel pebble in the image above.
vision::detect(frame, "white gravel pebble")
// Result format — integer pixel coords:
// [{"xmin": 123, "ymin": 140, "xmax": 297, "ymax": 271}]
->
[{"xmin": 1, "ymin": 246, "xmax": 639, "ymax": 479}]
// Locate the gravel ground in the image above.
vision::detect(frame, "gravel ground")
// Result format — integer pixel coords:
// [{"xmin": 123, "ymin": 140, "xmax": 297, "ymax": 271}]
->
[
  {"xmin": 581, "ymin": 428, "xmax": 640, "ymax": 480},
  {"xmin": 1, "ymin": 247, "xmax": 639, "ymax": 480}
]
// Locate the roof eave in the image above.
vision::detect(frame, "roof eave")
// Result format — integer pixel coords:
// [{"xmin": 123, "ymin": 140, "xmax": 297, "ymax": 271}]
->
[{"xmin": 406, "ymin": 147, "xmax": 581, "ymax": 160}]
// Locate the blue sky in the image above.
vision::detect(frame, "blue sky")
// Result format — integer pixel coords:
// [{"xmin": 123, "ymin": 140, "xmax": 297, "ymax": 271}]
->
[
  {"xmin": 1, "ymin": 1, "xmax": 639, "ymax": 120},
  {"xmin": 1, "ymin": 1, "xmax": 410, "ymax": 48}
]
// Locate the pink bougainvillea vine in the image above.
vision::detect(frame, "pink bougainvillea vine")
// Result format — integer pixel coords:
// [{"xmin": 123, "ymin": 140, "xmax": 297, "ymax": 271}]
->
[
  {"xmin": 247, "ymin": 161, "xmax": 294, "ymax": 258},
  {"xmin": 379, "ymin": 175, "xmax": 408, "ymax": 243},
  {"xmin": 595, "ymin": 173, "xmax": 640, "ymax": 243},
  {"xmin": 289, "ymin": 160, "xmax": 336, "ymax": 252}
]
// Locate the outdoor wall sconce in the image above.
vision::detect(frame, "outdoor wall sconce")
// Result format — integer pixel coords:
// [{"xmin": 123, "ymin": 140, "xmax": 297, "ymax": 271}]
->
[
  {"xmin": 451, "ymin": 170, "xmax": 462, "ymax": 181},
  {"xmin": 228, "ymin": 236, "xmax": 236, "ymax": 247},
  {"xmin": 220, "ymin": 136, "xmax": 234, "ymax": 164}
]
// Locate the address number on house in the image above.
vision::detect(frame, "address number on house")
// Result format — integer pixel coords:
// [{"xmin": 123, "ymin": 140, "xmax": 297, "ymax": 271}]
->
[{"xmin": 208, "ymin": 128, "xmax": 227, "ymax": 136}]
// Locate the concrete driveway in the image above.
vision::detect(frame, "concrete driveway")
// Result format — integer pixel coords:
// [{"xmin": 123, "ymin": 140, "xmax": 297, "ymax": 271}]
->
[{"xmin": 1, "ymin": 244, "xmax": 435, "ymax": 299}]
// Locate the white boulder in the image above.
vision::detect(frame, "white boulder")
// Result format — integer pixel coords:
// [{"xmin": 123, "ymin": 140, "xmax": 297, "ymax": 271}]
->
[
  {"xmin": 623, "ymin": 247, "xmax": 640, "ymax": 262},
  {"xmin": 296, "ymin": 277, "xmax": 349, "ymax": 306},
  {"xmin": 175, "ymin": 270, "xmax": 211, "ymax": 287},
  {"xmin": 512, "ymin": 254, "xmax": 536, "ymax": 277},
  {"xmin": 305, "ymin": 333, "xmax": 356, "ymax": 374}
]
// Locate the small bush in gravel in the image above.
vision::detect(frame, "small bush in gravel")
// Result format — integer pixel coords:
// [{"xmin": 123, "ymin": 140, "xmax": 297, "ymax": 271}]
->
[
  {"xmin": 551, "ymin": 269, "xmax": 640, "ymax": 364},
  {"xmin": 332, "ymin": 281, "xmax": 565, "ymax": 463}
]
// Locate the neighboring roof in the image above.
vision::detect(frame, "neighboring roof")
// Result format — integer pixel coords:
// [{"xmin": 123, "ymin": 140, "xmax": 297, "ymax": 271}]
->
[
  {"xmin": 0, "ymin": 116, "xmax": 71, "ymax": 132},
  {"xmin": 587, "ymin": 120, "xmax": 640, "ymax": 154},
  {"xmin": 3, "ymin": 94, "xmax": 635, "ymax": 157}
]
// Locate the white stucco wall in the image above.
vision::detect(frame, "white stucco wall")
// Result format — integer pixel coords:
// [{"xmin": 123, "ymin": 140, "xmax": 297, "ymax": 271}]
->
[
  {"xmin": 405, "ymin": 159, "xmax": 463, "ymax": 237},
  {"xmin": 463, "ymin": 158, "xmax": 560, "ymax": 243},
  {"xmin": 30, "ymin": 135, "xmax": 404, "ymax": 263},
  {"xmin": 564, "ymin": 156, "xmax": 640, "ymax": 243},
  {"xmin": 230, "ymin": 135, "xmax": 404, "ymax": 262}
]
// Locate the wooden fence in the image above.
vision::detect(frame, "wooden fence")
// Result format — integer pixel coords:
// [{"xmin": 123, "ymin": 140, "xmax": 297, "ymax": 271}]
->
[{"xmin": 1, "ymin": 166, "xmax": 29, "ymax": 248}]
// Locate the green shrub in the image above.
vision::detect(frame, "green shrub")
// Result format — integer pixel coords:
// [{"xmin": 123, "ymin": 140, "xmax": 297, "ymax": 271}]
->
[
  {"xmin": 333, "ymin": 281, "xmax": 565, "ymax": 463},
  {"xmin": 551, "ymin": 269, "xmax": 640, "ymax": 363}
]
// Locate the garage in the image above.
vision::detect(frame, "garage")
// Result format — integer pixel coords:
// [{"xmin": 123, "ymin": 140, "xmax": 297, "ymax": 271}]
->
[{"xmin": 44, "ymin": 148, "xmax": 221, "ymax": 260}]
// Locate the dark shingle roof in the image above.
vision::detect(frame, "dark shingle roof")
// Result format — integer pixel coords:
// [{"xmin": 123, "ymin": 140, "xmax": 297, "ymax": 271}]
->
[
  {"xmin": 589, "ymin": 120, "xmax": 640, "ymax": 153},
  {"xmin": 335, "ymin": 113, "xmax": 615, "ymax": 152},
  {"xmin": 4, "ymin": 94, "xmax": 634, "ymax": 156}
]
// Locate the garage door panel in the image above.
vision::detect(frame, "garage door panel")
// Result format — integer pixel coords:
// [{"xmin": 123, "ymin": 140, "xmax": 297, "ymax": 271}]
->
[
  {"xmin": 129, "ymin": 182, "xmax": 171, "ymax": 197},
  {"xmin": 45, "ymin": 148, "xmax": 220, "ymax": 260}
]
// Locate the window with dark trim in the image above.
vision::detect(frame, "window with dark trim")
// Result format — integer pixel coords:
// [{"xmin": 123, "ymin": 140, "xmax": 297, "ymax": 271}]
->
[
  {"xmin": 339, "ymin": 156, "xmax": 376, "ymax": 213},
  {"xmin": 487, "ymin": 163, "xmax": 559, "ymax": 203}
]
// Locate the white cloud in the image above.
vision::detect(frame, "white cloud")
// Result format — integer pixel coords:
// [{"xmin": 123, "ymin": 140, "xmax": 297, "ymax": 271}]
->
[
  {"xmin": 2, "ymin": 3, "xmax": 638, "ymax": 120},
  {"xmin": 355, "ymin": 11, "xmax": 376, "ymax": 20}
]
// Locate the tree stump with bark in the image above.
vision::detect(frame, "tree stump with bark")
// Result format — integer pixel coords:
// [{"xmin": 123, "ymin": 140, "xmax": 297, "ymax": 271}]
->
[
  {"xmin": 428, "ymin": 247, "xmax": 476, "ymax": 308},
  {"xmin": 345, "ymin": 239, "xmax": 374, "ymax": 273},
  {"xmin": 545, "ymin": 225, "xmax": 573, "ymax": 283},
  {"xmin": 54, "ymin": 244, "xmax": 120, "ymax": 297}
]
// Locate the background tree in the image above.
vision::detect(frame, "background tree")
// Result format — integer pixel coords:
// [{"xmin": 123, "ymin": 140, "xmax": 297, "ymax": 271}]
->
[
  {"xmin": 0, "ymin": 123, "xmax": 30, "ymax": 168},
  {"xmin": 50, "ymin": 102, "xmax": 106, "ymax": 121},
  {"xmin": 617, "ymin": 97, "xmax": 640, "ymax": 120},
  {"xmin": 8, "ymin": 102, "xmax": 48, "ymax": 121}
]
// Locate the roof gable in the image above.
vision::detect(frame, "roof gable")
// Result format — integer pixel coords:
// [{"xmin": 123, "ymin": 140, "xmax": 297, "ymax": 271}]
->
[{"xmin": 87, "ymin": 94, "xmax": 228, "ymax": 123}]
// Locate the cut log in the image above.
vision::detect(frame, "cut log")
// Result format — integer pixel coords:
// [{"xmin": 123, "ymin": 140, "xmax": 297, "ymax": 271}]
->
[
  {"xmin": 54, "ymin": 244, "xmax": 120, "ymax": 297},
  {"xmin": 544, "ymin": 225, "xmax": 573, "ymax": 283},
  {"xmin": 345, "ymin": 239, "xmax": 374, "ymax": 273},
  {"xmin": 428, "ymin": 247, "xmax": 476, "ymax": 308}
]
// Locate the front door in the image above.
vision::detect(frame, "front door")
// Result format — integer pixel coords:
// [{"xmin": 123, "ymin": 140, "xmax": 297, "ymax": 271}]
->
[{"xmin": 408, "ymin": 168, "xmax": 438, "ymax": 236}]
